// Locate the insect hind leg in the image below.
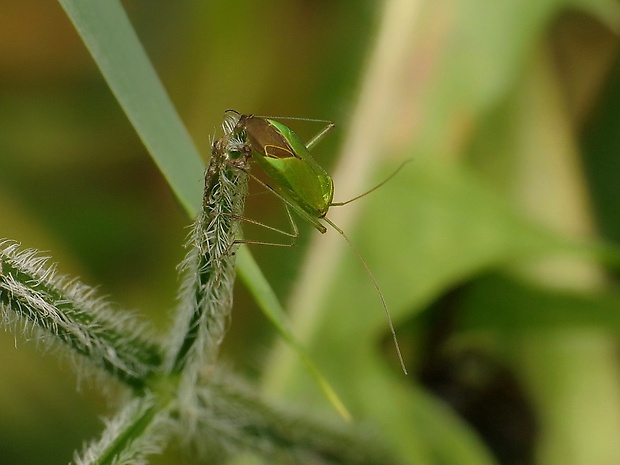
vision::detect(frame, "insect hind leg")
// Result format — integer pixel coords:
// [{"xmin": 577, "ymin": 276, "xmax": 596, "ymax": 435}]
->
[{"xmin": 230, "ymin": 204, "xmax": 299, "ymax": 247}]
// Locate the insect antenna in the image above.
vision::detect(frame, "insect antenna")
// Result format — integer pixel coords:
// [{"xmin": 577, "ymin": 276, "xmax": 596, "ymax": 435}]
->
[
  {"xmin": 331, "ymin": 159, "xmax": 413, "ymax": 207},
  {"xmin": 323, "ymin": 216, "xmax": 408, "ymax": 375}
]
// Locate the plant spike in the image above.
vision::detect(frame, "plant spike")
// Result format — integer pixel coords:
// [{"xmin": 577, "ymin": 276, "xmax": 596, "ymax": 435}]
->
[{"xmin": 165, "ymin": 113, "xmax": 250, "ymax": 381}]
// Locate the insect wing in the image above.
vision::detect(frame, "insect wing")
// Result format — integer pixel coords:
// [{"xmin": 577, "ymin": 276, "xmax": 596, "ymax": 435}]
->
[
  {"xmin": 240, "ymin": 116, "xmax": 334, "ymax": 217},
  {"xmin": 239, "ymin": 116, "xmax": 294, "ymax": 160},
  {"xmin": 264, "ymin": 119, "xmax": 334, "ymax": 213},
  {"xmin": 265, "ymin": 119, "xmax": 307, "ymax": 159},
  {"xmin": 253, "ymin": 154, "xmax": 331, "ymax": 218}
]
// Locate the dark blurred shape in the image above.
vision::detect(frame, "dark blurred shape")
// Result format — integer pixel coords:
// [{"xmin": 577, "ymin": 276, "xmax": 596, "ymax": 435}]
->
[{"xmin": 417, "ymin": 283, "xmax": 538, "ymax": 465}]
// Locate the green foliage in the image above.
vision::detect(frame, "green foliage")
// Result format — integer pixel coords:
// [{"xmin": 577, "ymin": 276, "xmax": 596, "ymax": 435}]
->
[{"xmin": 2, "ymin": 0, "xmax": 620, "ymax": 464}]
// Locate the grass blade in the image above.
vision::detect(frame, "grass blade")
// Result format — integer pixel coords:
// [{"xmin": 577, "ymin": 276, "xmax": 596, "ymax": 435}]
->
[{"xmin": 58, "ymin": 0, "xmax": 203, "ymax": 215}]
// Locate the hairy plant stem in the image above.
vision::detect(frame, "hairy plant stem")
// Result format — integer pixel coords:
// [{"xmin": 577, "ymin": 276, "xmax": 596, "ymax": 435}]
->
[
  {"xmin": 166, "ymin": 121, "xmax": 249, "ymax": 388},
  {"xmin": 74, "ymin": 394, "xmax": 171, "ymax": 465},
  {"xmin": 195, "ymin": 369, "xmax": 397, "ymax": 465},
  {"xmin": 0, "ymin": 241, "xmax": 162, "ymax": 390}
]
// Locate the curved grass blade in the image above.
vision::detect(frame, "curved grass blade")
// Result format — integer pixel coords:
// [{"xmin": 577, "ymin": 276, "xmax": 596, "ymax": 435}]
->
[
  {"xmin": 236, "ymin": 245, "xmax": 352, "ymax": 421},
  {"xmin": 58, "ymin": 0, "xmax": 203, "ymax": 215}
]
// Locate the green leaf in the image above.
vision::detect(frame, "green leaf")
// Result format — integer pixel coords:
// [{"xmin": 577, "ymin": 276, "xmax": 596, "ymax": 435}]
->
[{"xmin": 460, "ymin": 272, "xmax": 620, "ymax": 332}]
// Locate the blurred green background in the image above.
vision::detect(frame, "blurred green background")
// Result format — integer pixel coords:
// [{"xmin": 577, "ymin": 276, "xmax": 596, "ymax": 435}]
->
[{"xmin": 2, "ymin": 1, "xmax": 620, "ymax": 464}]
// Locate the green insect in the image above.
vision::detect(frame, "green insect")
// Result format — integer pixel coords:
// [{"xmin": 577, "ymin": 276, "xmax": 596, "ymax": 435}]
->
[
  {"xmin": 229, "ymin": 111, "xmax": 408, "ymax": 374},
  {"xmin": 233, "ymin": 114, "xmax": 335, "ymax": 234}
]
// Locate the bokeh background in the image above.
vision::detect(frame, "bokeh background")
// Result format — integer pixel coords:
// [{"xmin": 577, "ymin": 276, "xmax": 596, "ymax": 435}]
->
[{"xmin": 2, "ymin": 1, "xmax": 620, "ymax": 464}]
